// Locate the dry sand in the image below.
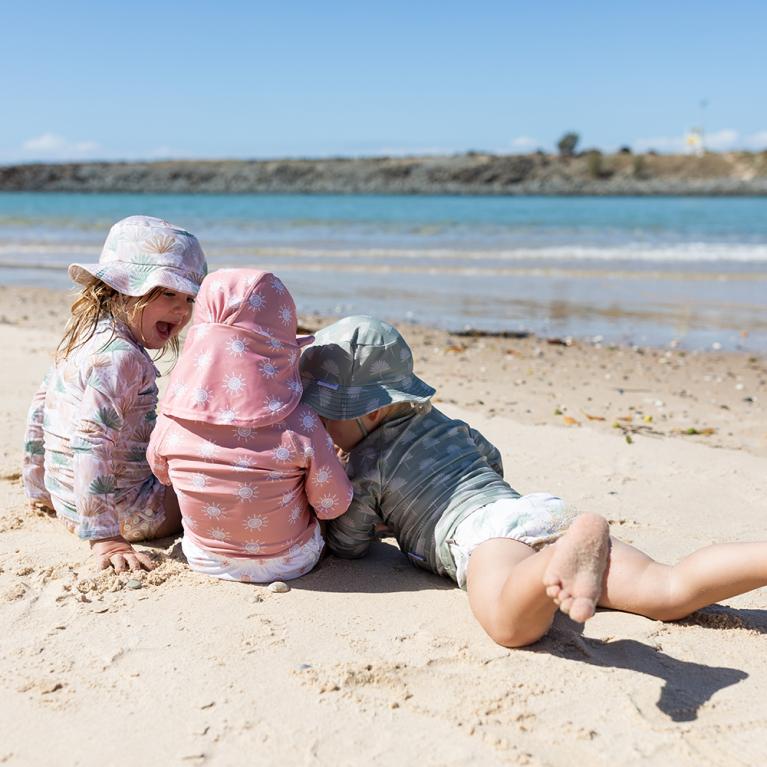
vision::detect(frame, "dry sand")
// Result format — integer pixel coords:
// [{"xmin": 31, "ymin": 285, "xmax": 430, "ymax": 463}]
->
[{"xmin": 1, "ymin": 287, "xmax": 766, "ymax": 766}]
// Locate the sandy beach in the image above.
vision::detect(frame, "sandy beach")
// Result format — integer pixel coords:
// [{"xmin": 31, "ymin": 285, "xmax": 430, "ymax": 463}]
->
[{"xmin": 1, "ymin": 286, "xmax": 766, "ymax": 767}]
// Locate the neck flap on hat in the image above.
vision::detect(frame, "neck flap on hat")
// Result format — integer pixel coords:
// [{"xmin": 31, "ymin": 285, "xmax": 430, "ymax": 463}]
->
[{"xmin": 161, "ymin": 269, "xmax": 305, "ymax": 427}]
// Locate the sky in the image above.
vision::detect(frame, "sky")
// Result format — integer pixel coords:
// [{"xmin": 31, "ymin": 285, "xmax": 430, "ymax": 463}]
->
[{"xmin": 2, "ymin": 0, "xmax": 766, "ymax": 163}]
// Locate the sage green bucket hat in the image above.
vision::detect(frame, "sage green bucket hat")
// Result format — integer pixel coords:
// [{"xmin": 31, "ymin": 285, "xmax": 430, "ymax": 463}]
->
[{"xmin": 299, "ymin": 316, "xmax": 435, "ymax": 420}]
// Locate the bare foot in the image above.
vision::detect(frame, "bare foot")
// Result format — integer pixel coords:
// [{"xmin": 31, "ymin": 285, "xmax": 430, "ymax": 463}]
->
[{"xmin": 542, "ymin": 513, "xmax": 610, "ymax": 623}]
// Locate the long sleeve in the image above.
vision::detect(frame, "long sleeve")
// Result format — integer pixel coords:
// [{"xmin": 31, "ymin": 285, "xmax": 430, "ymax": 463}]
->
[
  {"xmin": 323, "ymin": 452, "xmax": 381, "ymax": 559},
  {"xmin": 304, "ymin": 428, "xmax": 353, "ymax": 520},
  {"xmin": 469, "ymin": 426, "xmax": 504, "ymax": 477},
  {"xmin": 69, "ymin": 350, "xmax": 147, "ymax": 540},
  {"xmin": 22, "ymin": 370, "xmax": 52, "ymax": 506}
]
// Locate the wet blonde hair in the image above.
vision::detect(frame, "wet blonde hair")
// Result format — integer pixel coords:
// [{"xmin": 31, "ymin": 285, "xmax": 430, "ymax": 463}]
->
[{"xmin": 56, "ymin": 277, "xmax": 181, "ymax": 362}]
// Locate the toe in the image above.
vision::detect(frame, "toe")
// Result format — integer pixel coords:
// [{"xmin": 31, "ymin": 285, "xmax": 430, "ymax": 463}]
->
[{"xmin": 569, "ymin": 597, "xmax": 596, "ymax": 623}]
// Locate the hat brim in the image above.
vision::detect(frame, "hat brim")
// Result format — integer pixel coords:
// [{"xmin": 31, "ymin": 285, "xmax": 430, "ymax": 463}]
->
[
  {"xmin": 301, "ymin": 375, "xmax": 435, "ymax": 420},
  {"xmin": 68, "ymin": 262, "xmax": 204, "ymax": 297}
]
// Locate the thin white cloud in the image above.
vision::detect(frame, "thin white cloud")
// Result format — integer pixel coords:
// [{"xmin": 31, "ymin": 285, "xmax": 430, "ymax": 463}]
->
[
  {"xmin": 509, "ymin": 135, "xmax": 539, "ymax": 152},
  {"xmin": 21, "ymin": 133, "xmax": 101, "ymax": 160},
  {"xmin": 745, "ymin": 131, "xmax": 767, "ymax": 150},
  {"xmin": 633, "ymin": 128, "xmax": 743, "ymax": 153},
  {"xmin": 704, "ymin": 129, "xmax": 739, "ymax": 150}
]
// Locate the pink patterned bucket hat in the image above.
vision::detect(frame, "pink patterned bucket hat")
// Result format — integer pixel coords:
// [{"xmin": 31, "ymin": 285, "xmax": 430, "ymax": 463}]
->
[
  {"xmin": 161, "ymin": 269, "xmax": 314, "ymax": 427},
  {"xmin": 69, "ymin": 215, "xmax": 208, "ymax": 297}
]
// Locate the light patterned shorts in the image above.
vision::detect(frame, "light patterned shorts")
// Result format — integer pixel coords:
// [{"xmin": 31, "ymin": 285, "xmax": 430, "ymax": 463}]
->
[
  {"xmin": 181, "ymin": 522, "xmax": 325, "ymax": 583},
  {"xmin": 449, "ymin": 493, "xmax": 575, "ymax": 589}
]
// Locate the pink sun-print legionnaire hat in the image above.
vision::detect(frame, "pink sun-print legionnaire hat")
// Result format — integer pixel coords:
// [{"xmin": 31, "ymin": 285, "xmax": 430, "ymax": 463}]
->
[
  {"xmin": 68, "ymin": 215, "xmax": 208, "ymax": 297},
  {"xmin": 160, "ymin": 269, "xmax": 314, "ymax": 428}
]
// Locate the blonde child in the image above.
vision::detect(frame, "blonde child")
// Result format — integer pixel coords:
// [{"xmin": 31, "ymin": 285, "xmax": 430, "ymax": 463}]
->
[
  {"xmin": 299, "ymin": 315, "xmax": 767, "ymax": 648},
  {"xmin": 22, "ymin": 215, "xmax": 207, "ymax": 572},
  {"xmin": 146, "ymin": 269, "xmax": 352, "ymax": 583}
]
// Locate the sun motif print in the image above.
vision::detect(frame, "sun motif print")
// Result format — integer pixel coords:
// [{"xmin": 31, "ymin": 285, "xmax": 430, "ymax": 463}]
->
[
  {"xmin": 237, "ymin": 482, "xmax": 258, "ymax": 502},
  {"xmin": 317, "ymin": 467, "xmax": 337, "ymax": 486},
  {"xmin": 272, "ymin": 444, "xmax": 292, "ymax": 463},
  {"xmin": 278, "ymin": 305, "xmax": 293, "ymax": 325},
  {"xmin": 259, "ymin": 360, "xmax": 279, "ymax": 379},
  {"xmin": 224, "ymin": 372, "xmax": 246, "ymax": 394},
  {"xmin": 244, "ymin": 514, "xmax": 268, "ymax": 532},
  {"xmin": 234, "ymin": 455, "xmax": 255, "ymax": 471},
  {"xmin": 299, "ymin": 411, "xmax": 318, "ymax": 431},
  {"xmin": 248, "ymin": 291, "xmax": 266, "ymax": 311},
  {"xmin": 218, "ymin": 408, "xmax": 238, "ymax": 424},
  {"xmin": 319, "ymin": 494, "xmax": 338, "ymax": 511},
  {"xmin": 234, "ymin": 425, "xmax": 254, "ymax": 442},
  {"xmin": 199, "ymin": 440, "xmax": 217, "ymax": 460},
  {"xmin": 226, "ymin": 337, "xmax": 248, "ymax": 357},
  {"xmin": 203, "ymin": 503, "xmax": 224, "ymax": 519},
  {"xmin": 144, "ymin": 269, "xmax": 354, "ymax": 583}
]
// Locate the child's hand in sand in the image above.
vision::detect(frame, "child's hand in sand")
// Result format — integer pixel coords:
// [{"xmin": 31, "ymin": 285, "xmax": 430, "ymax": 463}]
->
[{"xmin": 90, "ymin": 536, "xmax": 156, "ymax": 572}]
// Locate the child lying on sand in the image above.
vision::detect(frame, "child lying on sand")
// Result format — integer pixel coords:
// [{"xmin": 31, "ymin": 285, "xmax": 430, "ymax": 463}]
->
[{"xmin": 299, "ymin": 316, "xmax": 767, "ymax": 648}]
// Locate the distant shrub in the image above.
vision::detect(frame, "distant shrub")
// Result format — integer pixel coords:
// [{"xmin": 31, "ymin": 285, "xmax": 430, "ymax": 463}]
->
[
  {"xmin": 586, "ymin": 150, "xmax": 604, "ymax": 178},
  {"xmin": 557, "ymin": 132, "xmax": 580, "ymax": 158},
  {"xmin": 632, "ymin": 155, "xmax": 648, "ymax": 178},
  {"xmin": 618, "ymin": 145, "xmax": 632, "ymax": 154}
]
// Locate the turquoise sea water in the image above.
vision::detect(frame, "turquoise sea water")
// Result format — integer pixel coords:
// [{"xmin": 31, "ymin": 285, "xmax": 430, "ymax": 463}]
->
[{"xmin": 1, "ymin": 192, "xmax": 766, "ymax": 350}]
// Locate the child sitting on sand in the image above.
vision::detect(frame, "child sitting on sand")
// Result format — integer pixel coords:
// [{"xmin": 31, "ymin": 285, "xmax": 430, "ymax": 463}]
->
[
  {"xmin": 299, "ymin": 315, "xmax": 767, "ymax": 648},
  {"xmin": 146, "ymin": 269, "xmax": 352, "ymax": 583},
  {"xmin": 23, "ymin": 215, "xmax": 208, "ymax": 571}
]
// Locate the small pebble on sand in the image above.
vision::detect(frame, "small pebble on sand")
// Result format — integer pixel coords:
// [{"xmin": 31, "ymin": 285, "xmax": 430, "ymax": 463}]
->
[{"xmin": 268, "ymin": 581, "xmax": 290, "ymax": 593}]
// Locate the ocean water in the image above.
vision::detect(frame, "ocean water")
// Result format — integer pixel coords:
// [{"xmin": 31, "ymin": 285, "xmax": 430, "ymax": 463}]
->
[{"xmin": 1, "ymin": 192, "xmax": 766, "ymax": 351}]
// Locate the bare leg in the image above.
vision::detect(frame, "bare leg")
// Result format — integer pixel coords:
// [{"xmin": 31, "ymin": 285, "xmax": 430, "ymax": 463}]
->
[
  {"xmin": 466, "ymin": 513, "xmax": 611, "ymax": 647},
  {"xmin": 151, "ymin": 485, "xmax": 183, "ymax": 539},
  {"xmin": 122, "ymin": 486, "xmax": 182, "ymax": 543},
  {"xmin": 600, "ymin": 538, "xmax": 767, "ymax": 621},
  {"xmin": 466, "ymin": 538, "xmax": 558, "ymax": 648}
]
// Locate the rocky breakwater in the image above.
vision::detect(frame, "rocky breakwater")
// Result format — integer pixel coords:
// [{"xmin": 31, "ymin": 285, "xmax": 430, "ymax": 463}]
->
[{"xmin": 1, "ymin": 151, "xmax": 767, "ymax": 195}]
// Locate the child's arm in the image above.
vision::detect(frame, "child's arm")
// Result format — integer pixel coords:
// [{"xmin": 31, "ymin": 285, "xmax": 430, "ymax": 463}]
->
[
  {"xmin": 22, "ymin": 370, "xmax": 53, "ymax": 510},
  {"xmin": 468, "ymin": 426, "xmax": 504, "ymax": 476},
  {"xmin": 324, "ymin": 495, "xmax": 381, "ymax": 559},
  {"xmin": 323, "ymin": 451, "xmax": 383, "ymax": 559},
  {"xmin": 303, "ymin": 428, "xmax": 354, "ymax": 520},
  {"xmin": 70, "ymin": 351, "xmax": 148, "ymax": 541}
]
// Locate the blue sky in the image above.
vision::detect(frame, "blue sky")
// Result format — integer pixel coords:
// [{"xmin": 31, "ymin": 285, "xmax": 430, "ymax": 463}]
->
[{"xmin": 2, "ymin": 0, "xmax": 766, "ymax": 162}]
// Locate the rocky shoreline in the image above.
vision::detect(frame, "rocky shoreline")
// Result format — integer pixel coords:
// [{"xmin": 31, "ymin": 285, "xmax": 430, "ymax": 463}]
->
[{"xmin": 2, "ymin": 151, "xmax": 767, "ymax": 195}]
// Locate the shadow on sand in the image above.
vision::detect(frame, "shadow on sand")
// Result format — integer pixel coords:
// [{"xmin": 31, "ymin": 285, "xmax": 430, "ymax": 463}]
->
[{"xmin": 531, "ymin": 611, "xmax": 759, "ymax": 722}]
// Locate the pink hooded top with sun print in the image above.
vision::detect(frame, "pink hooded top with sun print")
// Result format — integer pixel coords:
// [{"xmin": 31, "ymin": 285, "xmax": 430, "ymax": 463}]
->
[{"xmin": 147, "ymin": 269, "xmax": 352, "ymax": 581}]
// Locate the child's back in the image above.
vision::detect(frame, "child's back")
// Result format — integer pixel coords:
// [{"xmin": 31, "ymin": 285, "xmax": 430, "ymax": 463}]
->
[
  {"xmin": 148, "ymin": 269, "xmax": 352, "ymax": 582},
  {"xmin": 26, "ymin": 316, "xmax": 166, "ymax": 540},
  {"xmin": 325, "ymin": 401, "xmax": 511, "ymax": 579}
]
